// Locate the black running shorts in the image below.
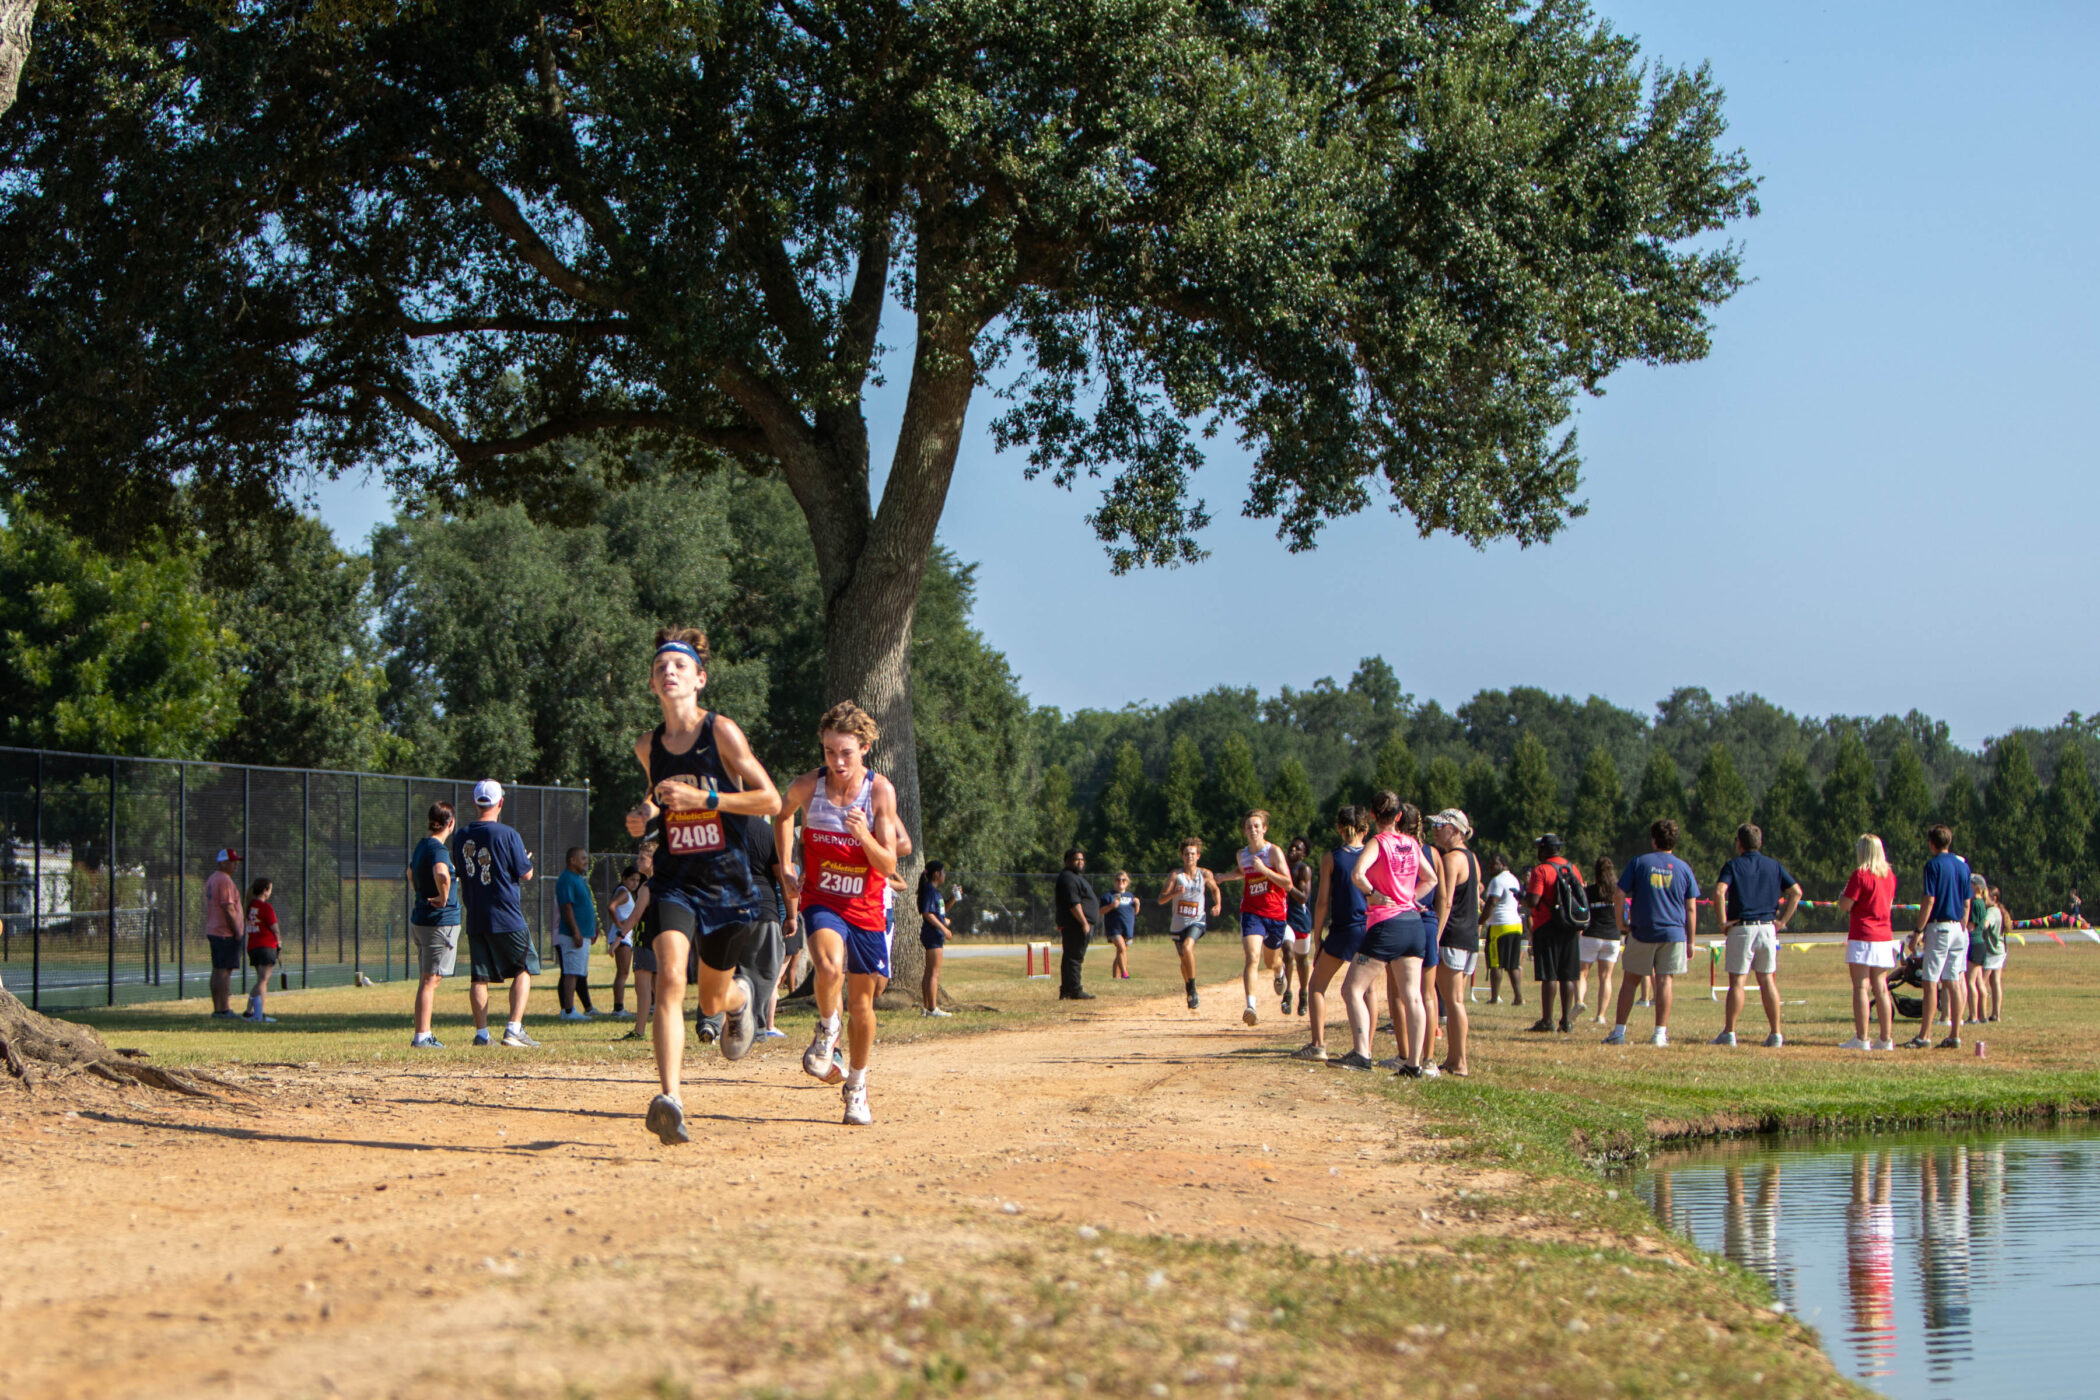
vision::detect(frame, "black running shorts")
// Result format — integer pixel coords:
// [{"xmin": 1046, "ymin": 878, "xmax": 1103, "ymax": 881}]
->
[{"xmin": 653, "ymin": 898, "xmax": 761, "ymax": 975}]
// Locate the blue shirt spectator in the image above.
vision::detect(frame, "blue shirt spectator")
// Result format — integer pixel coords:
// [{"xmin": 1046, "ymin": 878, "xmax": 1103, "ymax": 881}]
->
[
  {"xmin": 1618, "ymin": 851, "xmax": 1700, "ymax": 943},
  {"xmin": 1101, "ymin": 890, "xmax": 1138, "ymax": 940},
  {"xmin": 408, "ymin": 835, "xmax": 459, "ymax": 927},
  {"xmin": 1921, "ymin": 851, "xmax": 1974, "ymax": 927},
  {"xmin": 452, "ymin": 819, "xmax": 534, "ymax": 934},
  {"xmin": 556, "ymin": 867, "xmax": 596, "ymax": 941},
  {"xmin": 1716, "ymin": 851, "xmax": 1796, "ymax": 923}
]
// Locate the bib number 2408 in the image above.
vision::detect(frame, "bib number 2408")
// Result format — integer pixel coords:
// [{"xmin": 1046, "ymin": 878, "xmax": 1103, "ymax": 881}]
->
[{"xmin": 666, "ymin": 814, "xmax": 724, "ymax": 854}]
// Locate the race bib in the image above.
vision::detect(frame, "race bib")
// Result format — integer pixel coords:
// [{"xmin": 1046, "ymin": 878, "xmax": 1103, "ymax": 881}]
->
[
  {"xmin": 664, "ymin": 809, "xmax": 725, "ymax": 855},
  {"xmin": 817, "ymin": 865, "xmax": 867, "ymax": 897}
]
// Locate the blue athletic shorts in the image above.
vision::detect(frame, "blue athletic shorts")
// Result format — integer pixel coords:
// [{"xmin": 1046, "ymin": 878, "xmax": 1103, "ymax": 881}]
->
[
  {"xmin": 806, "ymin": 905, "xmax": 892, "ymax": 979},
  {"xmin": 1357, "ymin": 912, "xmax": 1427, "ymax": 964},
  {"xmin": 1240, "ymin": 913, "xmax": 1288, "ymax": 948},
  {"xmin": 1320, "ymin": 922, "xmax": 1366, "ymax": 963}
]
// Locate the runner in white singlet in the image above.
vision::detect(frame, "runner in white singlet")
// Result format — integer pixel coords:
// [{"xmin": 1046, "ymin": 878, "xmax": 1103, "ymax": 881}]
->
[{"xmin": 1157, "ymin": 838, "xmax": 1222, "ymax": 1010}]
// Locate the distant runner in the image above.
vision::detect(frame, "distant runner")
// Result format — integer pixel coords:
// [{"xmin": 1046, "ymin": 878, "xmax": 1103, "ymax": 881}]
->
[
  {"xmin": 1158, "ymin": 839, "xmax": 1222, "ymax": 1010},
  {"xmin": 1215, "ymin": 810, "xmax": 1294, "ymax": 1027},
  {"xmin": 1284, "ymin": 837, "xmax": 1316, "ymax": 1016},
  {"xmin": 1100, "ymin": 870, "xmax": 1139, "ymax": 982}
]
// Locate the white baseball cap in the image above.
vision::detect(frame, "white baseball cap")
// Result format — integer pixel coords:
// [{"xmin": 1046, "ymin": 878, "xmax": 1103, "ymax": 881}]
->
[{"xmin": 472, "ymin": 779, "xmax": 505, "ymax": 809}]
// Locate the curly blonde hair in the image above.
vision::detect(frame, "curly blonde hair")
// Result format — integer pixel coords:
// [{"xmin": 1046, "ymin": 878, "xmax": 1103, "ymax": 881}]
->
[{"xmin": 818, "ymin": 699, "xmax": 879, "ymax": 749}]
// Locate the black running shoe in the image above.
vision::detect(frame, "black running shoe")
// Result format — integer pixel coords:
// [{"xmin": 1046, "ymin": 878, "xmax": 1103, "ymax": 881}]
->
[
  {"xmin": 1186, "ymin": 983, "xmax": 1200, "ymax": 1010},
  {"xmin": 696, "ymin": 1014, "xmax": 722, "ymax": 1046},
  {"xmin": 1332, "ymin": 1051, "xmax": 1374, "ymax": 1071},
  {"xmin": 1526, "ymin": 1018, "xmax": 1554, "ymax": 1033}
]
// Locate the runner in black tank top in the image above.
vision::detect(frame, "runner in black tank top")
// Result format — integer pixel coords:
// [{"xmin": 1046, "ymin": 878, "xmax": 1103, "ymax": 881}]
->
[
  {"xmin": 1427, "ymin": 811, "xmax": 1480, "ymax": 1077},
  {"xmin": 625, "ymin": 629, "xmax": 782, "ymax": 1147}
]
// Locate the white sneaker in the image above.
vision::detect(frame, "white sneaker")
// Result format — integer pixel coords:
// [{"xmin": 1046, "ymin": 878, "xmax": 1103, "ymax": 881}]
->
[
  {"xmin": 804, "ymin": 1035, "xmax": 844, "ymax": 1084},
  {"xmin": 1871, "ymin": 1038, "xmax": 1895, "ymax": 1051},
  {"xmin": 1650, "ymin": 1028, "xmax": 1669, "ymax": 1047},
  {"xmin": 1273, "ymin": 970, "xmax": 1287, "ymax": 996},
  {"xmin": 410, "ymin": 1032, "xmax": 444, "ymax": 1049},
  {"xmin": 501, "ymin": 1025, "xmax": 541, "ymax": 1048},
  {"xmin": 1711, "ymin": 1030, "xmax": 1737, "ymax": 1047},
  {"xmin": 1243, "ymin": 1004, "xmax": 1259, "ymax": 1027},
  {"xmin": 1763, "ymin": 1032, "xmax": 1784, "ymax": 1048},
  {"xmin": 1601, "ymin": 1027, "xmax": 1627, "ymax": 1046},
  {"xmin": 559, "ymin": 1010, "xmax": 591, "ymax": 1022},
  {"xmin": 1420, "ymin": 1064, "xmax": 1442, "ymax": 1079},
  {"xmin": 926, "ymin": 1007, "xmax": 952, "ymax": 1018},
  {"xmin": 842, "ymin": 1081, "xmax": 872, "ymax": 1126},
  {"xmin": 758, "ymin": 1027, "xmax": 788, "ymax": 1040},
  {"xmin": 1839, "ymin": 1037, "xmax": 1870, "ymax": 1051}
]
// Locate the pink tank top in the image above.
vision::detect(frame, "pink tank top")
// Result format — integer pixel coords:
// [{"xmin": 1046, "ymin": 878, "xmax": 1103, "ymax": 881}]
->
[{"xmin": 1362, "ymin": 831, "xmax": 1424, "ymax": 926}]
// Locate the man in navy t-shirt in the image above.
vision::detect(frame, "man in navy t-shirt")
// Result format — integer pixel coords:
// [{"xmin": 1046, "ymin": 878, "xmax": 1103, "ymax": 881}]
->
[
  {"xmin": 1606, "ymin": 819, "xmax": 1700, "ymax": 1047},
  {"xmin": 1712, "ymin": 823, "xmax": 1803, "ymax": 1048},
  {"xmin": 407, "ymin": 801, "xmax": 460, "ymax": 1048},
  {"xmin": 1910, "ymin": 823, "xmax": 1972, "ymax": 1048},
  {"xmin": 452, "ymin": 779, "xmax": 538, "ymax": 1047}
]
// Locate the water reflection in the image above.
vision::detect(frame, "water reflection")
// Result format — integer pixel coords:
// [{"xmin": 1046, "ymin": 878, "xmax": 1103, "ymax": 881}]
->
[{"xmin": 1638, "ymin": 1125, "xmax": 2100, "ymax": 1400}]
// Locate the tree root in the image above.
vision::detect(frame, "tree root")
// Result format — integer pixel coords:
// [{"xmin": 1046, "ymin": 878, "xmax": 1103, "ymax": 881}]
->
[{"xmin": 0, "ymin": 987, "xmax": 237, "ymax": 1099}]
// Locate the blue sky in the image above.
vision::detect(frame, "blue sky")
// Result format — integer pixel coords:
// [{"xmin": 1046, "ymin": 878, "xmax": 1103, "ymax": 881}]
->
[{"xmin": 309, "ymin": 1, "xmax": 2100, "ymax": 748}]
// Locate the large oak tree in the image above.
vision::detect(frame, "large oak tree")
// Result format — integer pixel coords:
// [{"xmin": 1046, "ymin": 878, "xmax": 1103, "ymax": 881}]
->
[{"xmin": 0, "ymin": 0, "xmax": 1755, "ymax": 912}]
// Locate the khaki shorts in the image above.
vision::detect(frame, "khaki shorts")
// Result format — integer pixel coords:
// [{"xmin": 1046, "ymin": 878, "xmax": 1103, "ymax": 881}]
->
[
  {"xmin": 1621, "ymin": 938, "xmax": 1688, "ymax": 978},
  {"xmin": 1724, "ymin": 923, "xmax": 1779, "ymax": 976},
  {"xmin": 413, "ymin": 924, "xmax": 458, "ymax": 978}
]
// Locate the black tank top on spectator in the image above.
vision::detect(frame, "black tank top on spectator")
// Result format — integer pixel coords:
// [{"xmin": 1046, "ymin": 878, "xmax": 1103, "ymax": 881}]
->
[
  {"xmin": 647, "ymin": 715, "xmax": 759, "ymax": 912},
  {"xmin": 1441, "ymin": 848, "xmax": 1480, "ymax": 952},
  {"xmin": 733, "ymin": 813, "xmax": 783, "ymax": 923},
  {"xmin": 1329, "ymin": 844, "xmax": 1368, "ymax": 936},
  {"xmin": 1588, "ymin": 888, "xmax": 1622, "ymax": 940}
]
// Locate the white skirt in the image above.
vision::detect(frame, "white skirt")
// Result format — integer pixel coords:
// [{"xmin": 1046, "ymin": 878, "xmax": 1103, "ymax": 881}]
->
[{"xmin": 1845, "ymin": 939, "xmax": 1897, "ymax": 969}]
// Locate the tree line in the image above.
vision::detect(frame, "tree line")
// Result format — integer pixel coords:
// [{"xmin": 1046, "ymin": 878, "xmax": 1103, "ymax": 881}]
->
[{"xmin": 1027, "ymin": 661, "xmax": 2100, "ymax": 916}]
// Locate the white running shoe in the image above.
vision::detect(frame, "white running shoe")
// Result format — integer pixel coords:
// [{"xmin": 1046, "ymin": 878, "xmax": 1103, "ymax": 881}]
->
[
  {"xmin": 1601, "ymin": 1027, "xmax": 1627, "ymax": 1046},
  {"xmin": 1243, "ymin": 1004, "xmax": 1259, "ymax": 1027},
  {"xmin": 719, "ymin": 974, "xmax": 757, "ymax": 1062},
  {"xmin": 501, "ymin": 1025, "xmax": 541, "ymax": 1048},
  {"xmin": 645, "ymin": 1093, "xmax": 689, "ymax": 1146},
  {"xmin": 1711, "ymin": 1031, "xmax": 1737, "ymax": 1047},
  {"xmin": 803, "ymin": 1031, "xmax": 839, "ymax": 1081},
  {"xmin": 1839, "ymin": 1037, "xmax": 1870, "ymax": 1051},
  {"xmin": 1650, "ymin": 1028, "xmax": 1670, "ymax": 1047},
  {"xmin": 1763, "ymin": 1032, "xmax": 1784, "ymax": 1048},
  {"xmin": 842, "ymin": 1081, "xmax": 872, "ymax": 1126},
  {"xmin": 1420, "ymin": 1064, "xmax": 1442, "ymax": 1079},
  {"xmin": 759, "ymin": 1027, "xmax": 788, "ymax": 1040},
  {"xmin": 1871, "ymin": 1038, "xmax": 1895, "ymax": 1051},
  {"xmin": 559, "ymin": 1010, "xmax": 591, "ymax": 1022},
  {"xmin": 410, "ymin": 1032, "xmax": 444, "ymax": 1049}
]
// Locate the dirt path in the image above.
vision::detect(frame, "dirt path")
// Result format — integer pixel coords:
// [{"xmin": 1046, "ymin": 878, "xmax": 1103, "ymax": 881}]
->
[{"xmin": 0, "ymin": 980, "xmax": 1800, "ymax": 1400}]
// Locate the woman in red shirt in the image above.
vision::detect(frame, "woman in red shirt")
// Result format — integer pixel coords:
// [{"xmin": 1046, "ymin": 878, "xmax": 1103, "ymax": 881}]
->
[
  {"xmin": 244, "ymin": 877, "xmax": 281, "ymax": 1024},
  {"xmin": 1837, "ymin": 834, "xmax": 1897, "ymax": 1050}
]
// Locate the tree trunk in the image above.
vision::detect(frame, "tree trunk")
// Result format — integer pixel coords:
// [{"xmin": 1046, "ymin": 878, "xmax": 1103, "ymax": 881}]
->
[
  {"xmin": 802, "ymin": 319, "xmax": 979, "ymax": 1002},
  {"xmin": 0, "ymin": 1, "xmax": 35, "ymax": 118}
]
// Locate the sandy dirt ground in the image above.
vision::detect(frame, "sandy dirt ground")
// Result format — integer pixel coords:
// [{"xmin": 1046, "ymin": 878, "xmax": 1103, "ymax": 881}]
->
[{"xmin": 0, "ymin": 979, "xmax": 1759, "ymax": 1400}]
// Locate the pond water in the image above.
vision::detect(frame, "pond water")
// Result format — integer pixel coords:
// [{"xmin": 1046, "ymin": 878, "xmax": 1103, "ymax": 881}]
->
[{"xmin": 1634, "ymin": 1123, "xmax": 2100, "ymax": 1400}]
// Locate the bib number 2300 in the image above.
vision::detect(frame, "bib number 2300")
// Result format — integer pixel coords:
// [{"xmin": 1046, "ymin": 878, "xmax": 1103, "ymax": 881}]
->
[
  {"xmin": 666, "ymin": 813, "xmax": 725, "ymax": 854},
  {"xmin": 817, "ymin": 869, "xmax": 866, "ymax": 897}
]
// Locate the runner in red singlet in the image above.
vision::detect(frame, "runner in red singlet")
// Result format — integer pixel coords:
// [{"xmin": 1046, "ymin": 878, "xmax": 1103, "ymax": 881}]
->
[
  {"xmin": 776, "ymin": 700, "xmax": 905, "ymax": 1127},
  {"xmin": 1213, "ymin": 809, "xmax": 1294, "ymax": 1027}
]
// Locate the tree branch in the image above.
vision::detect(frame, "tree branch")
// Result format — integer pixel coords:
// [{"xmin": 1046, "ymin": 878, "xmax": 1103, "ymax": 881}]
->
[
  {"xmin": 342, "ymin": 381, "xmax": 765, "ymax": 461},
  {"xmin": 395, "ymin": 314, "xmax": 630, "ymax": 339},
  {"xmin": 410, "ymin": 159, "xmax": 627, "ymax": 311},
  {"xmin": 835, "ymin": 202, "xmax": 893, "ymax": 389}
]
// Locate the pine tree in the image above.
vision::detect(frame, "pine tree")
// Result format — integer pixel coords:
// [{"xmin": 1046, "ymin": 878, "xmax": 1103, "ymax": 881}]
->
[
  {"xmin": 1422, "ymin": 755, "xmax": 1465, "ymax": 817},
  {"xmin": 1372, "ymin": 730, "xmax": 1418, "ymax": 800},
  {"xmin": 1567, "ymin": 746, "xmax": 1626, "ymax": 867},
  {"xmin": 1267, "ymin": 756, "xmax": 1318, "ymax": 854},
  {"xmin": 1032, "ymin": 764, "xmax": 1079, "ymax": 870},
  {"xmin": 2043, "ymin": 744, "xmax": 2096, "ymax": 896},
  {"xmin": 1156, "ymin": 734, "xmax": 1207, "ymax": 867},
  {"xmin": 1207, "ymin": 731, "xmax": 1266, "ymax": 854},
  {"xmin": 1086, "ymin": 741, "xmax": 1153, "ymax": 873},
  {"xmin": 1812, "ymin": 731, "xmax": 1876, "ymax": 890},
  {"xmin": 1939, "ymin": 774, "xmax": 1982, "ymax": 876},
  {"xmin": 1983, "ymin": 734, "xmax": 2044, "ymax": 908},
  {"xmin": 1633, "ymin": 750, "xmax": 1687, "ymax": 842},
  {"xmin": 1501, "ymin": 731, "xmax": 1564, "ymax": 846},
  {"xmin": 1687, "ymin": 742, "xmax": 1752, "ymax": 877},
  {"xmin": 1463, "ymin": 756, "xmax": 1503, "ymax": 856},
  {"xmin": 1876, "ymin": 741, "xmax": 1933, "ymax": 878},
  {"xmin": 1756, "ymin": 750, "xmax": 1817, "ymax": 882}
]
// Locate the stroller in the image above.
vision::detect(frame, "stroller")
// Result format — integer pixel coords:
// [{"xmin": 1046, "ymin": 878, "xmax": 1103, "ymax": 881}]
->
[{"xmin": 1890, "ymin": 948, "xmax": 1929, "ymax": 1020}]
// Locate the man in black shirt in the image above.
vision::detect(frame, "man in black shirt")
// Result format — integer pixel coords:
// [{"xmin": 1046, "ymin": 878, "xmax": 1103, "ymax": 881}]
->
[{"xmin": 1054, "ymin": 848, "xmax": 1097, "ymax": 1000}]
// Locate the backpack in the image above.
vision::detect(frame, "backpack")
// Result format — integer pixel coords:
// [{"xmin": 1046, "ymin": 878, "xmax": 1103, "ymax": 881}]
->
[{"xmin": 1548, "ymin": 858, "xmax": 1591, "ymax": 933}]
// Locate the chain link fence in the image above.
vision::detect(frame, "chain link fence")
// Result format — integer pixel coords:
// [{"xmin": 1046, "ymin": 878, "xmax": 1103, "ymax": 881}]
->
[{"xmin": 0, "ymin": 746, "xmax": 588, "ymax": 1011}]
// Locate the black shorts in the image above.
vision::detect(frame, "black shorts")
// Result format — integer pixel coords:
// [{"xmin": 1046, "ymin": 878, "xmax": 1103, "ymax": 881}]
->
[
  {"xmin": 247, "ymin": 946, "xmax": 280, "ymax": 969},
  {"xmin": 653, "ymin": 899, "xmax": 761, "ymax": 975},
  {"xmin": 1532, "ymin": 930, "xmax": 1580, "ymax": 983},
  {"xmin": 468, "ymin": 924, "xmax": 541, "ymax": 983},
  {"xmin": 208, "ymin": 935, "xmax": 244, "ymax": 972},
  {"xmin": 920, "ymin": 931, "xmax": 946, "ymax": 951},
  {"xmin": 633, "ymin": 944, "xmax": 658, "ymax": 974}
]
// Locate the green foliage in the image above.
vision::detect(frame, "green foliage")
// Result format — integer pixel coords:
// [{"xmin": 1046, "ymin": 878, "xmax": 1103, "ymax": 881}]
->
[
  {"xmin": 1206, "ymin": 732, "xmax": 1266, "ymax": 854},
  {"xmin": 1266, "ymin": 756, "xmax": 1317, "ymax": 852},
  {"xmin": 1084, "ymin": 742, "xmax": 1153, "ymax": 874},
  {"xmin": 2043, "ymin": 745, "xmax": 2096, "ymax": 895},
  {"xmin": 1876, "ymin": 741, "xmax": 1934, "ymax": 877},
  {"xmin": 1372, "ymin": 731, "xmax": 1418, "ymax": 802},
  {"xmin": 1463, "ymin": 756, "xmax": 1503, "ymax": 856},
  {"xmin": 1633, "ymin": 750, "xmax": 1686, "ymax": 834},
  {"xmin": 203, "ymin": 512, "xmax": 398, "ymax": 772},
  {"xmin": 1030, "ymin": 765, "xmax": 1079, "ymax": 872},
  {"xmin": 1157, "ymin": 735, "xmax": 1207, "ymax": 865},
  {"xmin": 1686, "ymin": 743, "xmax": 1752, "ymax": 876},
  {"xmin": 1421, "ymin": 755, "xmax": 1466, "ymax": 819},
  {"xmin": 1500, "ymin": 732, "xmax": 1564, "ymax": 846},
  {"xmin": 1567, "ymin": 746, "xmax": 1626, "ymax": 868},
  {"xmin": 1754, "ymin": 750, "xmax": 1816, "ymax": 875},
  {"xmin": 0, "ymin": 503, "xmax": 241, "ymax": 756},
  {"xmin": 1939, "ymin": 774, "xmax": 1983, "ymax": 871},
  {"xmin": 1811, "ymin": 732, "xmax": 1876, "ymax": 889},
  {"xmin": 1982, "ymin": 734, "xmax": 2045, "ymax": 906}
]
